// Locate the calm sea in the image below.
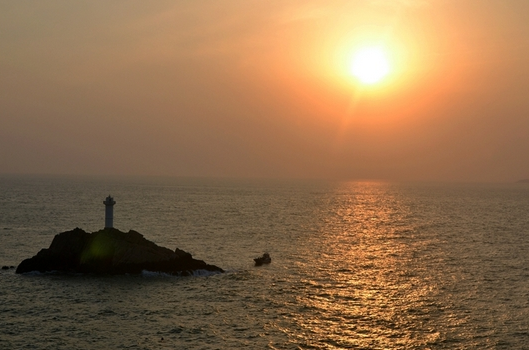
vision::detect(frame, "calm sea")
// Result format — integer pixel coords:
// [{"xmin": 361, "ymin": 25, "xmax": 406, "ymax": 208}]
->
[{"xmin": 1, "ymin": 175, "xmax": 529, "ymax": 349}]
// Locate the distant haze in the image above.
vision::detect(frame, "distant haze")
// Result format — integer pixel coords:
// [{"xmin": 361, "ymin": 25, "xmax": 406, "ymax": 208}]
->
[{"xmin": 1, "ymin": 0, "xmax": 529, "ymax": 182}]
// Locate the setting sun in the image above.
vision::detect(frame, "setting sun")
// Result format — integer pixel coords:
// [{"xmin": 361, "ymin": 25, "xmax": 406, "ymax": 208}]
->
[{"xmin": 350, "ymin": 46, "xmax": 390, "ymax": 84}]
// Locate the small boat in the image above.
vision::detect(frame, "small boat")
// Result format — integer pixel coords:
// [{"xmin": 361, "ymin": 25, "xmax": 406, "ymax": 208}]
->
[{"xmin": 254, "ymin": 253, "xmax": 271, "ymax": 266}]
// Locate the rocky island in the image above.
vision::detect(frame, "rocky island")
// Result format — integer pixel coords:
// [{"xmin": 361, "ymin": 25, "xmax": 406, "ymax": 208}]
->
[{"xmin": 16, "ymin": 227, "xmax": 224, "ymax": 275}]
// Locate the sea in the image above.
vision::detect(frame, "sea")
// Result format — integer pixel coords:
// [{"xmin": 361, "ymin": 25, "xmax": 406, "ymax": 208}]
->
[{"xmin": 1, "ymin": 175, "xmax": 529, "ymax": 349}]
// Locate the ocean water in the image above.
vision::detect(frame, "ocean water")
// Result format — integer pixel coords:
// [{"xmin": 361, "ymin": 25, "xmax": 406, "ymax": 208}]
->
[{"xmin": 1, "ymin": 175, "xmax": 529, "ymax": 349}]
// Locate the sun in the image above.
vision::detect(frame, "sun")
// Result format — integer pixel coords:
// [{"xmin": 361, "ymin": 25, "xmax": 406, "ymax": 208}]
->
[{"xmin": 350, "ymin": 46, "xmax": 390, "ymax": 85}]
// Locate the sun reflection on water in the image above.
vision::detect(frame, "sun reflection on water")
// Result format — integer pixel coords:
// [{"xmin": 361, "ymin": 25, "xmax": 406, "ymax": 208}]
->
[{"xmin": 289, "ymin": 181, "xmax": 441, "ymax": 349}]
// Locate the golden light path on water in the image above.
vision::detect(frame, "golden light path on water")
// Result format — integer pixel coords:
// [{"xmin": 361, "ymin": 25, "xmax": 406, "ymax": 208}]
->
[
  {"xmin": 285, "ymin": 182, "xmax": 444, "ymax": 349},
  {"xmin": 3, "ymin": 177, "xmax": 529, "ymax": 349}
]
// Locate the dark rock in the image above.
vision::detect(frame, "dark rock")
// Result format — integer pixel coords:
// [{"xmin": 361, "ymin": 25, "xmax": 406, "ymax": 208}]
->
[
  {"xmin": 2, "ymin": 266, "xmax": 9, "ymax": 270},
  {"xmin": 16, "ymin": 228, "xmax": 223, "ymax": 275}
]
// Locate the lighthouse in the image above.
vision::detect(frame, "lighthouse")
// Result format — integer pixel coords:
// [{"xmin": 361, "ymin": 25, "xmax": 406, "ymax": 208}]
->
[{"xmin": 103, "ymin": 195, "xmax": 116, "ymax": 229}]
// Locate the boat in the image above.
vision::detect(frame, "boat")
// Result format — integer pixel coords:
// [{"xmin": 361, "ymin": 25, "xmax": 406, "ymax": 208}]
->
[{"xmin": 254, "ymin": 253, "xmax": 271, "ymax": 266}]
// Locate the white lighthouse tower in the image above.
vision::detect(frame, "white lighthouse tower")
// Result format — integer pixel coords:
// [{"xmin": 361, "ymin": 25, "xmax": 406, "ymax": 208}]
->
[{"xmin": 103, "ymin": 195, "xmax": 116, "ymax": 229}]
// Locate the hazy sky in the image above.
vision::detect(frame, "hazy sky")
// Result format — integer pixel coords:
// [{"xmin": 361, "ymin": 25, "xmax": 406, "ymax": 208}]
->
[{"xmin": 2, "ymin": 0, "xmax": 529, "ymax": 182}]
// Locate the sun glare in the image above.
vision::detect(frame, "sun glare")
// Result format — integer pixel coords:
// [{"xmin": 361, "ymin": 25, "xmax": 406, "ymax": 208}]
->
[{"xmin": 350, "ymin": 47, "xmax": 390, "ymax": 85}]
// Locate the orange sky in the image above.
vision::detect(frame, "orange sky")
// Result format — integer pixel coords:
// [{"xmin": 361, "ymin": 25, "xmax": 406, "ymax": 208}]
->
[{"xmin": 1, "ymin": 0, "xmax": 529, "ymax": 182}]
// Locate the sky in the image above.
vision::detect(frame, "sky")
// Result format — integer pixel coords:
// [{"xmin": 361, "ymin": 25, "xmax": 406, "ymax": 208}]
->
[{"xmin": 1, "ymin": 0, "xmax": 529, "ymax": 182}]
